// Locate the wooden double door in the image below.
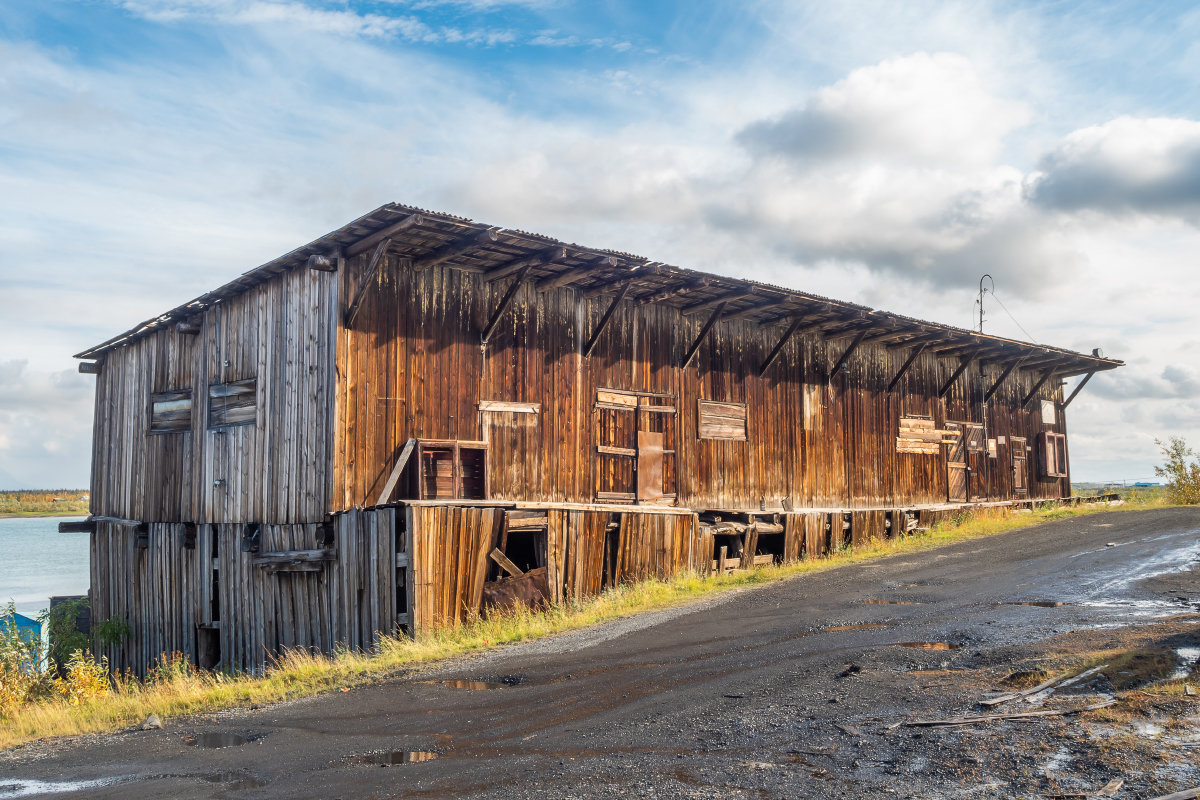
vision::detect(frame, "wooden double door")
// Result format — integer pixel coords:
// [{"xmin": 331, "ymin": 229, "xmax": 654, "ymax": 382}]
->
[{"xmin": 593, "ymin": 389, "xmax": 678, "ymax": 505}]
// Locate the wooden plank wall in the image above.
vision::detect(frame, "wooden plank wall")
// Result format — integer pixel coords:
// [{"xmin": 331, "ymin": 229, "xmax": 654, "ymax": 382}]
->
[
  {"xmin": 92, "ymin": 509, "xmax": 403, "ymax": 677},
  {"xmin": 89, "ymin": 266, "xmax": 337, "ymax": 524},
  {"xmin": 408, "ymin": 506, "xmax": 504, "ymax": 634},
  {"xmin": 336, "ymin": 256, "xmax": 1072, "ymax": 514}
]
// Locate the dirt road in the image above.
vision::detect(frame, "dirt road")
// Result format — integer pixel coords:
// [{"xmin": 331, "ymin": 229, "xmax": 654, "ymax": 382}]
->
[{"xmin": 3, "ymin": 507, "xmax": 1199, "ymax": 799}]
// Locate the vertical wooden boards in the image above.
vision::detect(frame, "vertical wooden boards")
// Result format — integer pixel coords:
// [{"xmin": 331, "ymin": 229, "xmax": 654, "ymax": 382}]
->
[
  {"xmin": 782, "ymin": 514, "xmax": 803, "ymax": 563},
  {"xmin": 407, "ymin": 505, "xmax": 502, "ymax": 634},
  {"xmin": 563, "ymin": 511, "xmax": 609, "ymax": 601},
  {"xmin": 802, "ymin": 513, "xmax": 827, "ymax": 560},
  {"xmin": 612, "ymin": 512, "xmax": 700, "ymax": 585}
]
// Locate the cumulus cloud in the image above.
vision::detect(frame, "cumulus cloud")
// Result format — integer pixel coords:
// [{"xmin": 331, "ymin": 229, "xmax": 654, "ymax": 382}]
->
[
  {"xmin": 737, "ymin": 53, "xmax": 1028, "ymax": 167},
  {"xmin": 0, "ymin": 361, "xmax": 93, "ymax": 489},
  {"xmin": 1090, "ymin": 361, "xmax": 1200, "ymax": 401},
  {"xmin": 1027, "ymin": 116, "xmax": 1200, "ymax": 221}
]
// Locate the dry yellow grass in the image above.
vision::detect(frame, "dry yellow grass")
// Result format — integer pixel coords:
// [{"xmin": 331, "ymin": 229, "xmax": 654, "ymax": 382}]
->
[{"xmin": 0, "ymin": 497, "xmax": 1160, "ymax": 750}]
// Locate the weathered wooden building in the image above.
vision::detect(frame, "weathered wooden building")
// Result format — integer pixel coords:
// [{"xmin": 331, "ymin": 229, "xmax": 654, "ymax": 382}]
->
[{"xmin": 68, "ymin": 203, "xmax": 1121, "ymax": 674}]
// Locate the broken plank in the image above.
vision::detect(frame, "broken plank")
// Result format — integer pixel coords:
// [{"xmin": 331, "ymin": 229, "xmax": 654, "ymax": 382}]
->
[{"xmin": 489, "ymin": 548, "xmax": 524, "ymax": 578}]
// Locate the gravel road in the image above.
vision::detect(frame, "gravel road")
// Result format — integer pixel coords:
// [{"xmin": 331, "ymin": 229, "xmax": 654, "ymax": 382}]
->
[{"xmin": 3, "ymin": 506, "xmax": 1198, "ymax": 799}]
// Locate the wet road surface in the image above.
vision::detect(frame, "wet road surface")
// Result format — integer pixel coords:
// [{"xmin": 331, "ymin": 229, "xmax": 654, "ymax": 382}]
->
[{"xmin": 2, "ymin": 506, "xmax": 1198, "ymax": 799}]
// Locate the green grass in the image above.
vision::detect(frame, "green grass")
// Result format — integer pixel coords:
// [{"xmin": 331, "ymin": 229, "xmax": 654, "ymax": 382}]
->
[
  {"xmin": 0, "ymin": 495, "xmax": 1167, "ymax": 750},
  {"xmin": 0, "ymin": 490, "xmax": 89, "ymax": 518}
]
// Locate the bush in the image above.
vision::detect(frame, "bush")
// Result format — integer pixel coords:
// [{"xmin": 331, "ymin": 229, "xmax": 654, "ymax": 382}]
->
[
  {"xmin": 53, "ymin": 650, "xmax": 110, "ymax": 705},
  {"xmin": 0, "ymin": 602, "xmax": 57, "ymax": 716},
  {"xmin": 1154, "ymin": 436, "xmax": 1200, "ymax": 505}
]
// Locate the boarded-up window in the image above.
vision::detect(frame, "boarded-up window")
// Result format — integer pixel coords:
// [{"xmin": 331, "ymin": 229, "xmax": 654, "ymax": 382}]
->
[
  {"xmin": 697, "ymin": 400, "xmax": 747, "ymax": 441},
  {"xmin": 1011, "ymin": 436, "xmax": 1028, "ymax": 493},
  {"xmin": 150, "ymin": 389, "xmax": 192, "ymax": 433},
  {"xmin": 896, "ymin": 415, "xmax": 959, "ymax": 455},
  {"xmin": 417, "ymin": 440, "xmax": 488, "ymax": 500},
  {"xmin": 964, "ymin": 424, "xmax": 986, "ymax": 453},
  {"xmin": 208, "ymin": 378, "xmax": 257, "ymax": 428},
  {"xmin": 1037, "ymin": 432, "xmax": 1068, "ymax": 479}
]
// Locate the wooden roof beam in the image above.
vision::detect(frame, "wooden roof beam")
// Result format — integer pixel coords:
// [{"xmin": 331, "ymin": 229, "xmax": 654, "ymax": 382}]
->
[
  {"xmin": 938, "ymin": 348, "xmax": 981, "ymax": 398},
  {"xmin": 758, "ymin": 315, "xmax": 806, "ymax": 377},
  {"xmin": 886, "ymin": 341, "xmax": 928, "ymax": 392},
  {"xmin": 344, "ymin": 213, "xmax": 424, "ymax": 258},
  {"xmin": 583, "ymin": 280, "xmax": 634, "ymax": 357},
  {"xmin": 681, "ymin": 303, "xmax": 726, "ymax": 367},
  {"xmin": 682, "ymin": 288, "xmax": 756, "ymax": 316},
  {"xmin": 829, "ymin": 329, "xmax": 869, "ymax": 379},
  {"xmin": 983, "ymin": 355, "xmax": 1027, "ymax": 403},
  {"xmin": 415, "ymin": 228, "xmax": 502, "ymax": 272},
  {"xmin": 1059, "ymin": 370, "xmax": 1097, "ymax": 410},
  {"xmin": 1017, "ymin": 353, "xmax": 1077, "ymax": 372},
  {"xmin": 885, "ymin": 330, "xmax": 948, "ymax": 350},
  {"xmin": 535, "ymin": 255, "xmax": 618, "ymax": 292},
  {"xmin": 485, "ymin": 245, "xmax": 570, "ymax": 282},
  {"xmin": 480, "ymin": 261, "xmax": 535, "ymax": 344},
  {"xmin": 723, "ymin": 295, "xmax": 792, "ymax": 322},
  {"xmin": 636, "ymin": 277, "xmax": 709, "ymax": 305},
  {"xmin": 1022, "ymin": 367, "xmax": 1057, "ymax": 408}
]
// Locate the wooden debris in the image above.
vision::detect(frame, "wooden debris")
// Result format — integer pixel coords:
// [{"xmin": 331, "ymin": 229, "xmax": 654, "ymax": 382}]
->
[
  {"xmin": 1145, "ymin": 788, "xmax": 1200, "ymax": 800},
  {"xmin": 1094, "ymin": 778, "xmax": 1124, "ymax": 797},
  {"xmin": 903, "ymin": 699, "xmax": 1116, "ymax": 727},
  {"xmin": 489, "ymin": 548, "xmax": 524, "ymax": 578},
  {"xmin": 981, "ymin": 665, "xmax": 1108, "ymax": 708}
]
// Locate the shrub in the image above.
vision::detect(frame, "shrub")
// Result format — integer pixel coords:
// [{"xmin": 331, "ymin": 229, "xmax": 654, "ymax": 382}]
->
[
  {"xmin": 53, "ymin": 650, "xmax": 110, "ymax": 705},
  {"xmin": 0, "ymin": 602, "xmax": 57, "ymax": 716},
  {"xmin": 1154, "ymin": 436, "xmax": 1200, "ymax": 505}
]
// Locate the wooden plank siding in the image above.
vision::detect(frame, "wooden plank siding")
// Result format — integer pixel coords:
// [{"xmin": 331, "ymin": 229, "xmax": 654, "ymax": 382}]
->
[
  {"xmin": 89, "ymin": 267, "xmax": 337, "ymax": 524},
  {"xmin": 334, "ymin": 257, "xmax": 1073, "ymax": 513}
]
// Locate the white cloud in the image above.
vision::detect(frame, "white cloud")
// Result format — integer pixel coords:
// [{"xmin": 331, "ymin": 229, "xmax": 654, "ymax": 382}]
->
[
  {"xmin": 0, "ymin": 361, "xmax": 93, "ymax": 489},
  {"xmin": 1027, "ymin": 116, "xmax": 1200, "ymax": 221}
]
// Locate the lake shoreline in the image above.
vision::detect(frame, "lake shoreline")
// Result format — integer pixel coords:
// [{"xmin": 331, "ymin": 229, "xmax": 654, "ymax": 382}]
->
[{"xmin": 0, "ymin": 512, "xmax": 88, "ymax": 519}]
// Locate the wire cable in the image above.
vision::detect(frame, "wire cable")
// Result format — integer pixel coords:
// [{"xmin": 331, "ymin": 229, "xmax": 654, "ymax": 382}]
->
[{"xmin": 986, "ymin": 290, "xmax": 1039, "ymax": 344}]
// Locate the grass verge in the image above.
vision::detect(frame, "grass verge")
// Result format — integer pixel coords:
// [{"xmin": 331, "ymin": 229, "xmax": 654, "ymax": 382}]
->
[
  {"xmin": 0, "ymin": 496, "xmax": 1170, "ymax": 751},
  {"xmin": 0, "ymin": 490, "xmax": 89, "ymax": 518}
]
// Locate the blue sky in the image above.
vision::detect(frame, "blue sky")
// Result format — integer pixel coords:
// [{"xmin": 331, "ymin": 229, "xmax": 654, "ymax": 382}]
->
[{"xmin": 2, "ymin": 0, "xmax": 1200, "ymax": 487}]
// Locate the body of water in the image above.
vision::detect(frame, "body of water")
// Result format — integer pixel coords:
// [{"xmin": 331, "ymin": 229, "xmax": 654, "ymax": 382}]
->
[{"xmin": 0, "ymin": 516, "xmax": 90, "ymax": 619}]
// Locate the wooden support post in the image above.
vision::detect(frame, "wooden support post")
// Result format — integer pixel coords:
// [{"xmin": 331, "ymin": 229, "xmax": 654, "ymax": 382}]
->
[
  {"xmin": 414, "ymin": 228, "xmax": 500, "ymax": 271},
  {"xmin": 758, "ymin": 316, "xmax": 804, "ymax": 376},
  {"xmin": 376, "ymin": 438, "xmax": 417, "ymax": 505},
  {"xmin": 636, "ymin": 278, "xmax": 709, "ymax": 305},
  {"xmin": 343, "ymin": 237, "xmax": 393, "ymax": 327},
  {"xmin": 1060, "ymin": 370, "xmax": 1096, "ymax": 410},
  {"xmin": 58, "ymin": 519, "xmax": 96, "ymax": 533},
  {"xmin": 1022, "ymin": 367, "xmax": 1057, "ymax": 408},
  {"xmin": 938, "ymin": 348, "xmax": 981, "ymax": 398},
  {"xmin": 983, "ymin": 356, "xmax": 1025, "ymax": 403},
  {"xmin": 583, "ymin": 280, "xmax": 633, "ymax": 357},
  {"xmin": 681, "ymin": 302, "xmax": 726, "ymax": 367},
  {"xmin": 481, "ymin": 263, "xmax": 534, "ymax": 344},
  {"xmin": 887, "ymin": 342, "xmax": 927, "ymax": 392},
  {"xmin": 344, "ymin": 212, "xmax": 422, "ymax": 258},
  {"xmin": 77, "ymin": 361, "xmax": 101, "ymax": 374},
  {"xmin": 829, "ymin": 330, "xmax": 868, "ymax": 379},
  {"xmin": 175, "ymin": 320, "xmax": 202, "ymax": 335}
]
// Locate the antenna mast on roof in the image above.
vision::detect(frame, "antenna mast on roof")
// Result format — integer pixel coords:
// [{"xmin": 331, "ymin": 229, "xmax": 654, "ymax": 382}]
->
[{"xmin": 977, "ymin": 274, "xmax": 994, "ymax": 333}]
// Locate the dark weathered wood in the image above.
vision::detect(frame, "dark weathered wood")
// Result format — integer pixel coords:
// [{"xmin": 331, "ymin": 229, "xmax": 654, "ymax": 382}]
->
[
  {"xmin": 1060, "ymin": 370, "xmax": 1096, "ymax": 410},
  {"xmin": 583, "ymin": 280, "xmax": 633, "ymax": 357},
  {"xmin": 78, "ymin": 361, "xmax": 101, "ymax": 374},
  {"xmin": 829, "ymin": 330, "xmax": 868, "ymax": 379},
  {"xmin": 485, "ymin": 245, "xmax": 568, "ymax": 282},
  {"xmin": 938, "ymin": 348, "xmax": 981, "ymax": 398},
  {"xmin": 637, "ymin": 278, "xmax": 709, "ymax": 305},
  {"xmin": 252, "ymin": 548, "xmax": 337, "ymax": 566},
  {"xmin": 887, "ymin": 342, "xmax": 927, "ymax": 391},
  {"xmin": 683, "ymin": 288, "xmax": 754, "ymax": 316},
  {"xmin": 414, "ymin": 228, "xmax": 501, "ymax": 272},
  {"xmin": 536, "ymin": 255, "xmax": 616, "ymax": 291},
  {"xmin": 58, "ymin": 519, "xmax": 97, "ymax": 533},
  {"xmin": 1022, "ymin": 367, "xmax": 1057, "ymax": 408},
  {"xmin": 481, "ymin": 263, "xmax": 535, "ymax": 343},
  {"xmin": 983, "ymin": 356, "xmax": 1025, "ymax": 403},
  {"xmin": 681, "ymin": 303, "xmax": 726, "ymax": 367},
  {"xmin": 305, "ymin": 254, "xmax": 338, "ymax": 272},
  {"xmin": 758, "ymin": 316, "xmax": 805, "ymax": 377}
]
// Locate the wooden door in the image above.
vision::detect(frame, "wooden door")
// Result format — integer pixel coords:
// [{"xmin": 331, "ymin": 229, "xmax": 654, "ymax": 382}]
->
[
  {"xmin": 945, "ymin": 422, "xmax": 967, "ymax": 502},
  {"xmin": 1011, "ymin": 436, "xmax": 1028, "ymax": 495},
  {"xmin": 594, "ymin": 389, "xmax": 677, "ymax": 505},
  {"xmin": 964, "ymin": 423, "xmax": 987, "ymax": 501}
]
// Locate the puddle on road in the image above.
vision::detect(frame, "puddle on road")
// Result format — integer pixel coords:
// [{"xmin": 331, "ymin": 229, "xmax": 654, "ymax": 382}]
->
[
  {"xmin": 1174, "ymin": 647, "xmax": 1200, "ymax": 680},
  {"xmin": 0, "ymin": 778, "xmax": 121, "ymax": 798},
  {"xmin": 996, "ymin": 601, "xmax": 1071, "ymax": 607},
  {"xmin": 862, "ymin": 600, "xmax": 923, "ymax": 605},
  {"xmin": 198, "ymin": 771, "xmax": 267, "ymax": 790},
  {"xmin": 824, "ymin": 623, "xmax": 888, "ymax": 631},
  {"xmin": 895, "ymin": 642, "xmax": 962, "ymax": 650},
  {"xmin": 187, "ymin": 733, "xmax": 251, "ymax": 749},
  {"xmin": 351, "ymin": 751, "xmax": 439, "ymax": 766},
  {"xmin": 421, "ymin": 676, "xmax": 524, "ymax": 690}
]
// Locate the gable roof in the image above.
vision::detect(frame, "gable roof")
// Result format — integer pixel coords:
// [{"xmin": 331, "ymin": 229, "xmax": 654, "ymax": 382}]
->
[{"xmin": 76, "ymin": 202, "xmax": 1122, "ymax": 378}]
